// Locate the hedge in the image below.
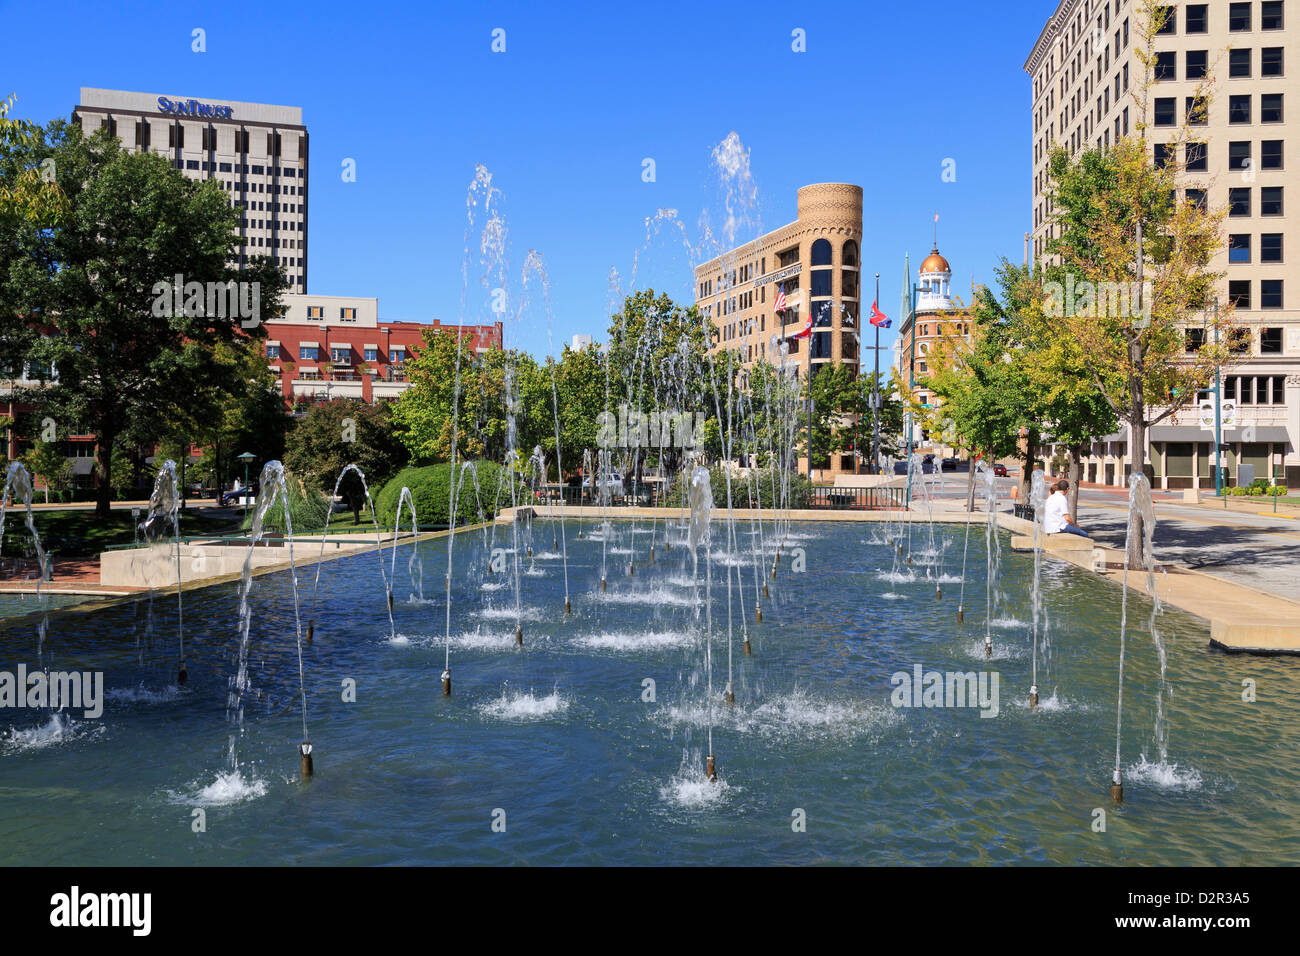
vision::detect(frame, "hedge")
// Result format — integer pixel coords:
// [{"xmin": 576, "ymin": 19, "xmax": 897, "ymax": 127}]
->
[
  {"xmin": 373, "ymin": 461, "xmax": 503, "ymax": 529},
  {"xmin": 664, "ymin": 465, "xmax": 811, "ymax": 510}
]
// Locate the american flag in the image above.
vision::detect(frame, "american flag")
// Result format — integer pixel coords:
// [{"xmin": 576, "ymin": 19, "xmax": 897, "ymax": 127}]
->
[{"xmin": 774, "ymin": 284, "xmax": 786, "ymax": 312}]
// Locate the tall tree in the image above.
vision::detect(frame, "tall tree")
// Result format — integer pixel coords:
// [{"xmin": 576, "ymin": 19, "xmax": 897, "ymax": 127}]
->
[
  {"xmin": 1044, "ymin": 0, "xmax": 1234, "ymax": 531},
  {"xmin": 283, "ymin": 399, "xmax": 408, "ymax": 524},
  {"xmin": 5, "ymin": 120, "xmax": 286, "ymax": 515}
]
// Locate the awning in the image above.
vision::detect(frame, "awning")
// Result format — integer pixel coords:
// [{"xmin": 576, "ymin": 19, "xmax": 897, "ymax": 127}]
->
[
  {"xmin": 268, "ymin": 365, "xmax": 281, "ymax": 372},
  {"xmin": 299, "ymin": 340, "xmax": 319, "ymax": 348},
  {"xmin": 332, "ymin": 343, "xmax": 351, "ymax": 350},
  {"xmin": 265, "ymin": 339, "xmax": 280, "ymax": 347},
  {"xmin": 1149, "ymin": 424, "xmax": 1292, "ymax": 443},
  {"xmin": 363, "ymin": 343, "xmax": 378, "ymax": 350},
  {"xmin": 298, "ymin": 366, "xmax": 317, "ymax": 372}
]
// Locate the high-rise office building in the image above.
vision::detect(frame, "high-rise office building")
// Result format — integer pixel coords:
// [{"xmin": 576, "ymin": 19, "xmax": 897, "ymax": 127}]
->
[
  {"xmin": 73, "ymin": 88, "xmax": 309, "ymax": 293},
  {"xmin": 1025, "ymin": 0, "xmax": 1298, "ymax": 490}
]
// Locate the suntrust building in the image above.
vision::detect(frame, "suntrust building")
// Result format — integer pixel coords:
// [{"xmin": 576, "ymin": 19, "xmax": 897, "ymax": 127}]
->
[{"xmin": 73, "ymin": 87, "xmax": 309, "ymax": 293}]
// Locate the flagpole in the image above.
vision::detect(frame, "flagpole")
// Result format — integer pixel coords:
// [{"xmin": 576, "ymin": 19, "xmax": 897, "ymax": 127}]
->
[
  {"xmin": 806, "ymin": 292, "xmax": 813, "ymax": 482},
  {"xmin": 871, "ymin": 272, "xmax": 881, "ymax": 473}
]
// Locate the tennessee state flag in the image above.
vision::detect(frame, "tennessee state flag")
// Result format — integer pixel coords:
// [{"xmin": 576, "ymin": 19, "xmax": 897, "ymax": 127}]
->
[
  {"xmin": 869, "ymin": 301, "xmax": 891, "ymax": 329},
  {"xmin": 790, "ymin": 312, "xmax": 813, "ymax": 339}
]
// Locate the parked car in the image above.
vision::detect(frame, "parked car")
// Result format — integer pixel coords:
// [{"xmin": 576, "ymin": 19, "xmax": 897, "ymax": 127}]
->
[
  {"xmin": 220, "ymin": 481, "xmax": 259, "ymax": 506},
  {"xmin": 582, "ymin": 472, "xmax": 623, "ymax": 496},
  {"xmin": 992, "ymin": 463, "xmax": 1009, "ymax": 478}
]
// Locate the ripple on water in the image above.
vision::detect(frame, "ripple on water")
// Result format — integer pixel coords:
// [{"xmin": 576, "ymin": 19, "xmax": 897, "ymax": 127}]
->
[
  {"xmin": 657, "ymin": 689, "xmax": 898, "ymax": 742},
  {"xmin": 167, "ymin": 770, "xmax": 268, "ymax": 806},
  {"xmin": 1126, "ymin": 754, "xmax": 1204, "ymax": 792},
  {"xmin": 596, "ymin": 587, "xmax": 697, "ymax": 607},
  {"xmin": 659, "ymin": 759, "xmax": 732, "ymax": 808},
  {"xmin": 574, "ymin": 630, "xmax": 696, "ymax": 653},
  {"xmin": 477, "ymin": 688, "xmax": 569, "ymax": 721},
  {"xmin": 2, "ymin": 714, "xmax": 105, "ymax": 754},
  {"xmin": 105, "ymin": 684, "xmax": 181, "ymax": 706}
]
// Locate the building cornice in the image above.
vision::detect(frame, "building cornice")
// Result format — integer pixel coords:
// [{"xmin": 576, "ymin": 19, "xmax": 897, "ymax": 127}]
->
[{"xmin": 1023, "ymin": 0, "xmax": 1080, "ymax": 77}]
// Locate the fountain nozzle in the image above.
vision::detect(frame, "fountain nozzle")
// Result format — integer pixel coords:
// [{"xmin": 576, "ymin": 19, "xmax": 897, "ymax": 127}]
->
[
  {"xmin": 386, "ymin": 590, "xmax": 394, "ymax": 611},
  {"xmin": 600, "ymin": 577, "xmax": 607, "ymax": 593},
  {"xmin": 1029, "ymin": 684, "xmax": 1039, "ymax": 709},
  {"xmin": 300, "ymin": 741, "xmax": 314, "ymax": 779},
  {"xmin": 306, "ymin": 620, "xmax": 314, "ymax": 644},
  {"xmin": 984, "ymin": 639, "xmax": 992, "ymax": 660},
  {"xmin": 441, "ymin": 668, "xmax": 451, "ymax": 696},
  {"xmin": 706, "ymin": 753, "xmax": 717, "ymax": 783},
  {"xmin": 515, "ymin": 624, "xmax": 523, "ymax": 647},
  {"xmin": 935, "ymin": 585, "xmax": 942, "ymax": 600},
  {"xmin": 564, "ymin": 598, "xmax": 571, "ymax": 615},
  {"xmin": 177, "ymin": 661, "xmax": 187, "ymax": 685},
  {"xmin": 1110, "ymin": 770, "xmax": 1123, "ymax": 803},
  {"xmin": 650, "ymin": 546, "xmax": 655, "ymax": 562},
  {"xmin": 743, "ymin": 636, "xmax": 752, "ymax": 656},
  {"xmin": 755, "ymin": 604, "xmax": 762, "ymax": 623},
  {"xmin": 957, "ymin": 606, "xmax": 964, "ymax": 623},
  {"xmin": 627, "ymin": 562, "xmax": 634, "ymax": 577},
  {"xmin": 724, "ymin": 681, "xmax": 735, "ymax": 706}
]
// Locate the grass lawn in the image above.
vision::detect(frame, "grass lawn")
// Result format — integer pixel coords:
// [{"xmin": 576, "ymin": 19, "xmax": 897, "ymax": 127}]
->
[{"xmin": 2, "ymin": 509, "xmax": 238, "ymax": 557}]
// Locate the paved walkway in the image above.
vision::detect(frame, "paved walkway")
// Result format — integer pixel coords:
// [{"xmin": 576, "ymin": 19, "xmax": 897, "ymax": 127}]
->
[{"xmin": 1076, "ymin": 488, "xmax": 1300, "ymax": 602}]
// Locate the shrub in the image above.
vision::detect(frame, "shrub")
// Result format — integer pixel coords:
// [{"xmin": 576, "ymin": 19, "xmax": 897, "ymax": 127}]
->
[
  {"xmin": 374, "ymin": 461, "xmax": 503, "ymax": 529},
  {"xmin": 240, "ymin": 472, "xmax": 332, "ymax": 532},
  {"xmin": 665, "ymin": 465, "xmax": 811, "ymax": 510},
  {"xmin": 1269, "ymin": 485, "xmax": 1289, "ymax": 497}
]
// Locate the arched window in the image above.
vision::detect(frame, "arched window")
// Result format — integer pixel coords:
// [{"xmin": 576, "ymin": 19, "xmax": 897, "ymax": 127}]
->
[
  {"xmin": 811, "ymin": 238, "xmax": 832, "ymax": 266},
  {"xmin": 842, "ymin": 240, "xmax": 858, "ymax": 267}
]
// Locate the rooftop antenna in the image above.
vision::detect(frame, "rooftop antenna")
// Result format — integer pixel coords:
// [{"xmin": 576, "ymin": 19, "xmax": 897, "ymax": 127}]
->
[{"xmin": 933, "ymin": 212, "xmax": 939, "ymax": 251}]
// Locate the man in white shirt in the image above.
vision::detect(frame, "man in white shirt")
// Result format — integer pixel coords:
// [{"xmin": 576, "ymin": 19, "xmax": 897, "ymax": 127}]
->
[{"xmin": 1043, "ymin": 480, "xmax": 1088, "ymax": 536}]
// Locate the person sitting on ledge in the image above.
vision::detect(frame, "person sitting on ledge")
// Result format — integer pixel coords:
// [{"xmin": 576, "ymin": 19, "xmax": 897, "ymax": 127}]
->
[{"xmin": 1044, "ymin": 479, "xmax": 1089, "ymax": 537}]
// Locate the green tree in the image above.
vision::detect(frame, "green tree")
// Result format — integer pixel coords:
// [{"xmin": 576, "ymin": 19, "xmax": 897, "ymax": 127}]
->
[
  {"xmin": 24, "ymin": 440, "xmax": 70, "ymax": 504},
  {"xmin": 4, "ymin": 119, "xmax": 286, "ymax": 516},
  {"xmin": 1044, "ymin": 0, "xmax": 1234, "ymax": 528},
  {"xmin": 283, "ymin": 399, "xmax": 408, "ymax": 523}
]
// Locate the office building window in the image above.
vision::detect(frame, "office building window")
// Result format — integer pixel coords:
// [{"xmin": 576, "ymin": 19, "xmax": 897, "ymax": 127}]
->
[
  {"xmin": 1261, "ymin": 185, "xmax": 1284, "ymax": 215},
  {"xmin": 1156, "ymin": 4, "xmax": 1176, "ymax": 32},
  {"xmin": 1261, "ymin": 278, "xmax": 1283, "ymax": 308},
  {"xmin": 364, "ymin": 348, "xmax": 377, "ymax": 362},
  {"xmin": 299, "ymin": 346, "xmax": 318, "ymax": 360},
  {"xmin": 1186, "ymin": 142, "xmax": 1208, "ymax": 171},
  {"xmin": 1155, "ymin": 143, "xmax": 1174, "ymax": 168},
  {"xmin": 1155, "ymin": 97, "xmax": 1176, "ymax": 125},
  {"xmin": 1261, "ymin": 233, "xmax": 1283, "ymax": 262},
  {"xmin": 1229, "ymin": 94, "xmax": 1251, "ymax": 123},
  {"xmin": 1229, "ymin": 279, "xmax": 1251, "ymax": 309},
  {"xmin": 339, "ymin": 307, "xmax": 356, "ymax": 321},
  {"xmin": 1155, "ymin": 51, "xmax": 1177, "ymax": 80},
  {"xmin": 1230, "ymin": 48, "xmax": 1252, "ymax": 77},
  {"xmin": 1229, "ymin": 2, "xmax": 1252, "ymax": 30},
  {"xmin": 1186, "ymin": 188, "xmax": 1207, "ymax": 211},
  {"xmin": 390, "ymin": 348, "xmax": 406, "ymax": 364},
  {"xmin": 1186, "ymin": 50, "xmax": 1208, "ymax": 79},
  {"xmin": 1229, "ymin": 187, "xmax": 1252, "ymax": 216},
  {"xmin": 1230, "ymin": 234, "xmax": 1252, "ymax": 263},
  {"xmin": 1186, "ymin": 327, "xmax": 1206, "ymax": 352},
  {"xmin": 307, "ymin": 306, "xmax": 323, "ymax": 319},
  {"xmin": 1262, "ymin": 0, "xmax": 1284, "ymax": 28},
  {"xmin": 1262, "ymin": 47, "xmax": 1284, "ymax": 75},
  {"xmin": 1186, "ymin": 95, "xmax": 1208, "ymax": 125},
  {"xmin": 331, "ymin": 347, "xmax": 351, "ymax": 365},
  {"xmin": 1261, "ymin": 139, "xmax": 1284, "ymax": 168},
  {"xmin": 1261, "ymin": 327, "xmax": 1283, "ymax": 353},
  {"xmin": 1230, "ymin": 140, "xmax": 1252, "ymax": 172},
  {"xmin": 266, "ymin": 345, "xmax": 279, "ymax": 359},
  {"xmin": 1187, "ymin": 3, "xmax": 1209, "ymax": 31}
]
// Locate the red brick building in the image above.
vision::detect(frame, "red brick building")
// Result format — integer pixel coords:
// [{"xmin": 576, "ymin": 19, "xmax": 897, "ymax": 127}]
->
[{"xmin": 266, "ymin": 293, "xmax": 502, "ymax": 405}]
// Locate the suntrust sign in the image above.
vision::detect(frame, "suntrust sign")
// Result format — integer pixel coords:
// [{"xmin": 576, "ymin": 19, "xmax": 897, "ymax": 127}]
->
[{"xmin": 156, "ymin": 96, "xmax": 233, "ymax": 119}]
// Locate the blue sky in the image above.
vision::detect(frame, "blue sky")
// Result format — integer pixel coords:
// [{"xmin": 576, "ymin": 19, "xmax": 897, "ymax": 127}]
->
[{"xmin": 1, "ymin": 0, "xmax": 1054, "ymax": 358}]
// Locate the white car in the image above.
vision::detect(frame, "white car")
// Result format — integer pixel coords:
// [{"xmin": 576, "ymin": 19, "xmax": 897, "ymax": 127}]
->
[{"xmin": 582, "ymin": 472, "xmax": 624, "ymax": 495}]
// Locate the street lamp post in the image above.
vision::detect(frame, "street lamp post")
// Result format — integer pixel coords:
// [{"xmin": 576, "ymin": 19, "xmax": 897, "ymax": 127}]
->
[
  {"xmin": 237, "ymin": 451, "xmax": 256, "ymax": 519},
  {"xmin": 904, "ymin": 278, "xmax": 921, "ymax": 502},
  {"xmin": 871, "ymin": 273, "xmax": 881, "ymax": 473},
  {"xmin": 1212, "ymin": 296, "xmax": 1223, "ymax": 499}
]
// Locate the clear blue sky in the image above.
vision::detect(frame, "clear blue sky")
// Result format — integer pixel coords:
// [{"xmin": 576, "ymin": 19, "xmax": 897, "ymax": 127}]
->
[{"xmin": 1, "ymin": 0, "xmax": 1054, "ymax": 358}]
